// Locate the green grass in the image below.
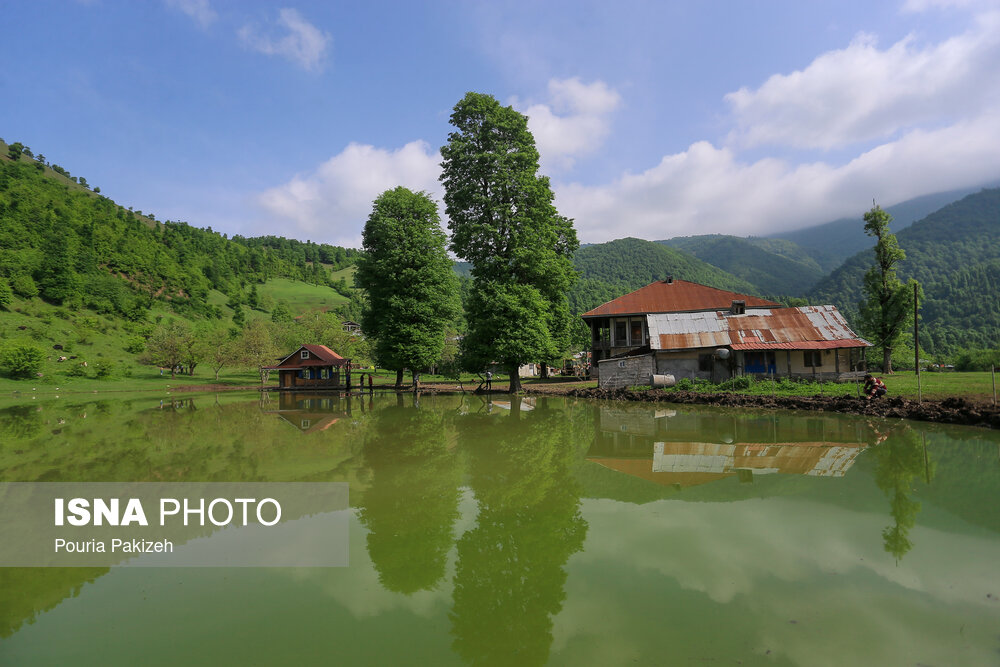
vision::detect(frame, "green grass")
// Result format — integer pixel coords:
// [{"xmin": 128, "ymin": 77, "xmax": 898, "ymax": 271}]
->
[
  {"xmin": 258, "ymin": 277, "xmax": 347, "ymax": 316},
  {"xmin": 663, "ymin": 371, "xmax": 998, "ymax": 402},
  {"xmin": 329, "ymin": 266, "xmax": 357, "ymax": 287}
]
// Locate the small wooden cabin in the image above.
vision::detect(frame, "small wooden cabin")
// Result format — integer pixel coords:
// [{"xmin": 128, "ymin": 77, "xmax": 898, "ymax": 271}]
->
[{"xmin": 266, "ymin": 344, "xmax": 352, "ymax": 390}]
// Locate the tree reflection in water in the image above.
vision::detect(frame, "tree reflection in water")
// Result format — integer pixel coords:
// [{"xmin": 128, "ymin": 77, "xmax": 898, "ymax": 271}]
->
[
  {"xmin": 450, "ymin": 398, "xmax": 588, "ymax": 666},
  {"xmin": 869, "ymin": 422, "xmax": 935, "ymax": 561},
  {"xmin": 358, "ymin": 400, "xmax": 462, "ymax": 594}
]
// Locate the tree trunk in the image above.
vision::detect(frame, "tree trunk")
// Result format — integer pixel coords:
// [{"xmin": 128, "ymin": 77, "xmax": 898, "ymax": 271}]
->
[
  {"xmin": 412, "ymin": 371, "xmax": 420, "ymax": 391},
  {"xmin": 214, "ymin": 367, "xmax": 220, "ymax": 381},
  {"xmin": 508, "ymin": 364, "xmax": 521, "ymax": 393},
  {"xmin": 883, "ymin": 346, "xmax": 893, "ymax": 374},
  {"xmin": 395, "ymin": 369, "xmax": 404, "ymax": 388},
  {"xmin": 189, "ymin": 363, "xmax": 197, "ymax": 376},
  {"xmin": 540, "ymin": 362, "xmax": 549, "ymax": 379}
]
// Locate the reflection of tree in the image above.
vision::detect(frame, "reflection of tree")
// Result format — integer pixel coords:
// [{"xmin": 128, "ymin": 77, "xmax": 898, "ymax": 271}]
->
[
  {"xmin": 0, "ymin": 404, "xmax": 45, "ymax": 440},
  {"xmin": 0, "ymin": 567, "xmax": 108, "ymax": 639},
  {"xmin": 358, "ymin": 404, "xmax": 462, "ymax": 594},
  {"xmin": 450, "ymin": 403, "xmax": 587, "ymax": 666},
  {"xmin": 870, "ymin": 423, "xmax": 934, "ymax": 561}
]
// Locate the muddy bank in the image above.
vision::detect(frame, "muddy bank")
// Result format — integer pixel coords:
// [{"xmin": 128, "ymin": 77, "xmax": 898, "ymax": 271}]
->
[{"xmin": 548, "ymin": 387, "xmax": 1000, "ymax": 430}]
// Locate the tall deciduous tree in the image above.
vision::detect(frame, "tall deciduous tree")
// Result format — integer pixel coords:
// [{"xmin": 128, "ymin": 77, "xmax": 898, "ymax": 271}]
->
[
  {"xmin": 859, "ymin": 203, "xmax": 921, "ymax": 373},
  {"xmin": 440, "ymin": 92, "xmax": 579, "ymax": 391},
  {"xmin": 355, "ymin": 187, "xmax": 459, "ymax": 389}
]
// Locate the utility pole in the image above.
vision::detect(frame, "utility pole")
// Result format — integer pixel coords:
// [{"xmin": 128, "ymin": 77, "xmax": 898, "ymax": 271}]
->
[{"xmin": 914, "ymin": 282, "xmax": 921, "ymax": 404}]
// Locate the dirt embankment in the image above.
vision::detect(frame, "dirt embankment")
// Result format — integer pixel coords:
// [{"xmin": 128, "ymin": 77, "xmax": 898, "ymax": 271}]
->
[{"xmin": 549, "ymin": 387, "xmax": 1000, "ymax": 430}]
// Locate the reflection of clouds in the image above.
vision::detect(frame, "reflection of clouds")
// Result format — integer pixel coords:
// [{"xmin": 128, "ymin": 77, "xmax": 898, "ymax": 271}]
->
[
  {"xmin": 278, "ymin": 491, "xmax": 479, "ymax": 618},
  {"xmin": 549, "ymin": 497, "xmax": 1000, "ymax": 666},
  {"xmin": 575, "ymin": 498, "xmax": 1000, "ymax": 604}
]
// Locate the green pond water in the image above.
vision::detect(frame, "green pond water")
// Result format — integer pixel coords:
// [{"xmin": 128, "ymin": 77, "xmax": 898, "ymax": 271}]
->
[{"xmin": 1, "ymin": 391, "xmax": 999, "ymax": 666}]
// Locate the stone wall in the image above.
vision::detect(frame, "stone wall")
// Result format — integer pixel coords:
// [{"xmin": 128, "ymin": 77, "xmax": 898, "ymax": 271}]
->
[{"xmin": 598, "ymin": 354, "xmax": 655, "ymax": 389}]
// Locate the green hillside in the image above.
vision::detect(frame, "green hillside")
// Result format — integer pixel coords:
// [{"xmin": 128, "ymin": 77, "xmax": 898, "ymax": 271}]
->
[
  {"xmin": 568, "ymin": 237, "xmax": 761, "ymax": 315},
  {"xmin": 0, "ymin": 140, "xmax": 367, "ymax": 386},
  {"xmin": 770, "ymin": 183, "xmax": 999, "ymax": 272},
  {"xmin": 809, "ymin": 187, "xmax": 1000, "ymax": 353},
  {"xmin": 658, "ymin": 234, "xmax": 824, "ymax": 296},
  {"xmin": 0, "ymin": 144, "xmax": 356, "ymax": 321}
]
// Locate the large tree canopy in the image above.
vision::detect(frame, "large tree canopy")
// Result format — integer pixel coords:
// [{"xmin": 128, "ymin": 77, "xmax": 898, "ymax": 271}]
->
[
  {"xmin": 440, "ymin": 92, "xmax": 579, "ymax": 391},
  {"xmin": 355, "ymin": 187, "xmax": 459, "ymax": 388}
]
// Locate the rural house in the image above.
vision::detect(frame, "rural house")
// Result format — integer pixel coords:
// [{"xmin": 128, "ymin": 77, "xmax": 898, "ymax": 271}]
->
[
  {"xmin": 265, "ymin": 344, "xmax": 352, "ymax": 390},
  {"xmin": 583, "ymin": 278, "xmax": 869, "ymax": 387}
]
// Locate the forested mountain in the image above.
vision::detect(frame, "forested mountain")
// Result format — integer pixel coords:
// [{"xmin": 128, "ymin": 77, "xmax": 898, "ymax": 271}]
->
[
  {"xmin": 567, "ymin": 238, "xmax": 759, "ymax": 315},
  {"xmin": 769, "ymin": 183, "xmax": 999, "ymax": 272},
  {"xmin": 0, "ymin": 149, "xmax": 357, "ymax": 321},
  {"xmin": 809, "ymin": 188, "xmax": 1000, "ymax": 353},
  {"xmin": 657, "ymin": 235, "xmax": 824, "ymax": 296}
]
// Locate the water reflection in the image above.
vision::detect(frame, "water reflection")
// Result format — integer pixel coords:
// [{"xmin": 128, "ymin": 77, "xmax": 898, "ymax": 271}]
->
[
  {"xmin": 587, "ymin": 404, "xmax": 873, "ymax": 488},
  {"xmin": 450, "ymin": 398, "xmax": 587, "ymax": 666},
  {"xmin": 358, "ymin": 401, "xmax": 462, "ymax": 594},
  {"xmin": 2, "ymin": 394, "xmax": 998, "ymax": 665},
  {"xmin": 869, "ymin": 422, "xmax": 935, "ymax": 561}
]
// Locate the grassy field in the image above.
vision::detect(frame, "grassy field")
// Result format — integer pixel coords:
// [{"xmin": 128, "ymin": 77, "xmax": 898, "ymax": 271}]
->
[
  {"xmin": 258, "ymin": 277, "xmax": 348, "ymax": 315},
  {"xmin": 656, "ymin": 371, "xmax": 998, "ymax": 403}
]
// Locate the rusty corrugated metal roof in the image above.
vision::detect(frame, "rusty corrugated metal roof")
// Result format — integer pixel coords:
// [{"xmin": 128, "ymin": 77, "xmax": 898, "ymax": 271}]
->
[
  {"xmin": 582, "ymin": 279, "xmax": 779, "ymax": 317},
  {"xmin": 647, "ymin": 306, "xmax": 870, "ymax": 351}
]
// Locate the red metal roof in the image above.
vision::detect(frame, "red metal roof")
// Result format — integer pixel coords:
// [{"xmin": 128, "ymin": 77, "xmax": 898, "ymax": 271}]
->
[
  {"xmin": 268, "ymin": 344, "xmax": 348, "ymax": 369},
  {"xmin": 582, "ymin": 279, "xmax": 779, "ymax": 317},
  {"xmin": 648, "ymin": 306, "xmax": 870, "ymax": 351},
  {"xmin": 730, "ymin": 340, "xmax": 868, "ymax": 350}
]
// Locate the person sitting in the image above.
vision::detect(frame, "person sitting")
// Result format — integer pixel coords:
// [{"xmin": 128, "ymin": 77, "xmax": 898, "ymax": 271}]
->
[{"xmin": 863, "ymin": 374, "xmax": 887, "ymax": 400}]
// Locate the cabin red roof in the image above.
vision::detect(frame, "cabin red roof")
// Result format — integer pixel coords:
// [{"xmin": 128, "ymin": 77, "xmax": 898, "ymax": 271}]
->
[
  {"xmin": 268, "ymin": 344, "xmax": 348, "ymax": 369},
  {"xmin": 582, "ymin": 279, "xmax": 779, "ymax": 317}
]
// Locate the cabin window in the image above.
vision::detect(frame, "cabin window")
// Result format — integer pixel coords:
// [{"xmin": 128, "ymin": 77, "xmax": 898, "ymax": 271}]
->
[
  {"xmin": 614, "ymin": 321, "xmax": 627, "ymax": 345},
  {"xmin": 730, "ymin": 300, "xmax": 746, "ymax": 315},
  {"xmin": 803, "ymin": 351, "xmax": 823, "ymax": 367},
  {"xmin": 300, "ymin": 350, "xmax": 310, "ymax": 359}
]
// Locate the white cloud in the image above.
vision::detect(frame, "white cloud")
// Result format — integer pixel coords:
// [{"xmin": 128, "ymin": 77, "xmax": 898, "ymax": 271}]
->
[
  {"xmin": 512, "ymin": 78, "xmax": 622, "ymax": 172},
  {"xmin": 557, "ymin": 110, "xmax": 1000, "ymax": 242},
  {"xmin": 725, "ymin": 11, "xmax": 1000, "ymax": 149},
  {"xmin": 238, "ymin": 8, "xmax": 330, "ymax": 71},
  {"xmin": 255, "ymin": 141, "xmax": 442, "ymax": 247},
  {"xmin": 165, "ymin": 0, "xmax": 217, "ymax": 29}
]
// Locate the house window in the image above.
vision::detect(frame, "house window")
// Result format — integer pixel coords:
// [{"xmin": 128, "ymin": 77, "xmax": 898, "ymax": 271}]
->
[
  {"xmin": 803, "ymin": 351, "xmax": 823, "ymax": 367},
  {"xmin": 300, "ymin": 350, "xmax": 310, "ymax": 359},
  {"xmin": 698, "ymin": 353, "xmax": 713, "ymax": 371},
  {"xmin": 614, "ymin": 321, "xmax": 627, "ymax": 346},
  {"xmin": 630, "ymin": 319, "xmax": 643, "ymax": 346},
  {"xmin": 730, "ymin": 300, "xmax": 746, "ymax": 315}
]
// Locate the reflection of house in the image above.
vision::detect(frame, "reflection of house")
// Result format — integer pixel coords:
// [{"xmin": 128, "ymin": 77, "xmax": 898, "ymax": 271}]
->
[
  {"xmin": 582, "ymin": 278, "xmax": 869, "ymax": 386},
  {"xmin": 265, "ymin": 344, "xmax": 352, "ymax": 390},
  {"xmin": 588, "ymin": 404, "xmax": 869, "ymax": 488},
  {"xmin": 263, "ymin": 392, "xmax": 348, "ymax": 433},
  {"xmin": 590, "ymin": 441, "xmax": 864, "ymax": 488}
]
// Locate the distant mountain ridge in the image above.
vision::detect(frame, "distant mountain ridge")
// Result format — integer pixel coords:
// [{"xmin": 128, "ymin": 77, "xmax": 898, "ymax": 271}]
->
[
  {"xmin": 809, "ymin": 187, "xmax": 1000, "ymax": 352},
  {"xmin": 656, "ymin": 235, "xmax": 824, "ymax": 297},
  {"xmin": 768, "ymin": 182, "xmax": 1000, "ymax": 272}
]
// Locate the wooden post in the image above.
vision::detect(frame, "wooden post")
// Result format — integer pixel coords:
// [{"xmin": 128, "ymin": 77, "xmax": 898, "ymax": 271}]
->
[
  {"xmin": 914, "ymin": 282, "xmax": 921, "ymax": 404},
  {"xmin": 993, "ymin": 365, "xmax": 996, "ymax": 407}
]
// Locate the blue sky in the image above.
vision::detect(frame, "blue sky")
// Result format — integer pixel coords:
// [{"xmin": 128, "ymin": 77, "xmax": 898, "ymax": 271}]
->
[{"xmin": 4, "ymin": 0, "xmax": 1000, "ymax": 247}]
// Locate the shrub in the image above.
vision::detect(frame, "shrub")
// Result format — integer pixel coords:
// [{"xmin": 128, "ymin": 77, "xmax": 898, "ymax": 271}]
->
[
  {"xmin": 0, "ymin": 278, "xmax": 13, "ymax": 310},
  {"xmin": 0, "ymin": 341, "xmax": 46, "ymax": 379},
  {"xmin": 675, "ymin": 377, "xmax": 695, "ymax": 391},
  {"xmin": 717, "ymin": 375, "xmax": 755, "ymax": 391},
  {"xmin": 11, "ymin": 274, "xmax": 38, "ymax": 298},
  {"xmin": 94, "ymin": 361, "xmax": 114, "ymax": 378},
  {"xmin": 124, "ymin": 336, "xmax": 146, "ymax": 354}
]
